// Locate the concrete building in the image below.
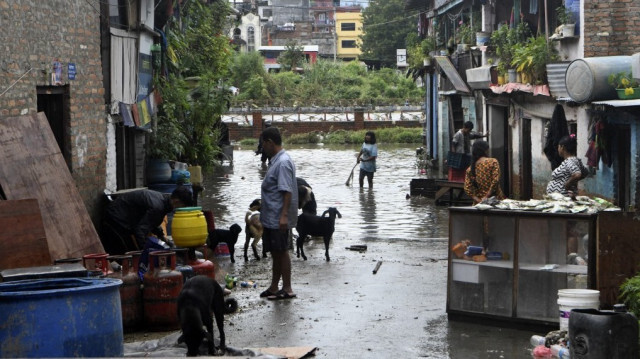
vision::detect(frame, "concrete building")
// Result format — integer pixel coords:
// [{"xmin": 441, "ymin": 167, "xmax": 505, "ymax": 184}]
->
[
  {"xmin": 335, "ymin": 7, "xmax": 362, "ymax": 60},
  {"xmin": 406, "ymin": 0, "xmax": 640, "ymax": 209},
  {"xmin": 230, "ymin": 12, "xmax": 262, "ymax": 52}
]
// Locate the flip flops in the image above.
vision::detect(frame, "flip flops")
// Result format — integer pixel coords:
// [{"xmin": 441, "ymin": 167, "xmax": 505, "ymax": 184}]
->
[
  {"xmin": 259, "ymin": 289, "xmax": 277, "ymax": 298},
  {"xmin": 267, "ymin": 289, "xmax": 297, "ymax": 300}
]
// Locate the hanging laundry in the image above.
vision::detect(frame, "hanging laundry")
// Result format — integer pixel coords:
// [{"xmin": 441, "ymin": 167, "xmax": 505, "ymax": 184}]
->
[
  {"xmin": 119, "ymin": 102, "xmax": 134, "ymax": 127},
  {"xmin": 585, "ymin": 117, "xmax": 599, "ymax": 167},
  {"xmin": 543, "ymin": 104, "xmax": 570, "ymax": 170},
  {"xmin": 530, "ymin": 0, "xmax": 538, "ymax": 14},
  {"xmin": 595, "ymin": 119, "xmax": 612, "ymax": 167}
]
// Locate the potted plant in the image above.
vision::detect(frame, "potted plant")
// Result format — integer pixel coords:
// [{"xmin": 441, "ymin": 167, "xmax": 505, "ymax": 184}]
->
[
  {"xmin": 456, "ymin": 23, "xmax": 476, "ymax": 51},
  {"xmin": 608, "ymin": 71, "xmax": 640, "ymax": 100},
  {"xmin": 511, "ymin": 35, "xmax": 558, "ymax": 84},
  {"xmin": 556, "ymin": 6, "xmax": 576, "ymax": 37}
]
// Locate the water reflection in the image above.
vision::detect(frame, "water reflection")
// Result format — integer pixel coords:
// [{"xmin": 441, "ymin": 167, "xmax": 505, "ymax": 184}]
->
[
  {"xmin": 358, "ymin": 188, "xmax": 378, "ymax": 239},
  {"xmin": 201, "ymin": 144, "xmax": 450, "ymax": 243}
]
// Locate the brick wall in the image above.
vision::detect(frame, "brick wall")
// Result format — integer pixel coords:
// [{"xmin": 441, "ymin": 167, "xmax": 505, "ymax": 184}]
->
[
  {"xmin": 228, "ymin": 111, "xmax": 421, "ymax": 141},
  {"xmin": 0, "ymin": 1, "xmax": 106, "ymax": 224},
  {"xmin": 584, "ymin": 1, "xmax": 640, "ymax": 56}
]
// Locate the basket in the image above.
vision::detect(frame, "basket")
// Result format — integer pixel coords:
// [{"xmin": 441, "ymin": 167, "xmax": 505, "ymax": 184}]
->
[{"xmin": 447, "ymin": 151, "xmax": 471, "ymax": 169}]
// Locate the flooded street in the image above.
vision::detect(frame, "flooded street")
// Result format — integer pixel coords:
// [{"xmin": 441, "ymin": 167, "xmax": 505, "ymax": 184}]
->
[{"xmin": 196, "ymin": 144, "xmax": 536, "ymax": 358}]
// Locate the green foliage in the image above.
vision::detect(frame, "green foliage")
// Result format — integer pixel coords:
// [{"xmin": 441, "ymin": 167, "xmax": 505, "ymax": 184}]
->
[
  {"xmin": 229, "ymin": 59, "xmax": 423, "ymax": 106},
  {"xmin": 154, "ymin": 0, "xmax": 233, "ymax": 169},
  {"xmin": 360, "ymin": 0, "xmax": 418, "ymax": 65},
  {"xmin": 239, "ymin": 138, "xmax": 257, "ymax": 146},
  {"xmin": 619, "ymin": 272, "xmax": 640, "ymax": 317},
  {"xmin": 608, "ymin": 71, "xmax": 639, "ymax": 89},
  {"xmin": 511, "ymin": 35, "xmax": 558, "ymax": 84},
  {"xmin": 491, "ymin": 22, "xmax": 532, "ymax": 75},
  {"xmin": 228, "ymin": 51, "xmax": 267, "ymax": 88},
  {"xmin": 278, "ymin": 42, "xmax": 305, "ymax": 71},
  {"xmin": 556, "ymin": 6, "xmax": 575, "ymax": 25},
  {"xmin": 456, "ymin": 23, "xmax": 476, "ymax": 44},
  {"xmin": 322, "ymin": 127, "xmax": 423, "ymax": 144},
  {"xmin": 407, "ymin": 36, "xmax": 437, "ymax": 69},
  {"xmin": 285, "ymin": 131, "xmax": 322, "ymax": 144}
]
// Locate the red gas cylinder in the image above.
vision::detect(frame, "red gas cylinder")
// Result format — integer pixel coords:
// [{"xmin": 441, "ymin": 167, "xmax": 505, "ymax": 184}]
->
[
  {"xmin": 107, "ymin": 255, "xmax": 143, "ymax": 332},
  {"xmin": 188, "ymin": 246, "xmax": 215, "ymax": 279},
  {"xmin": 142, "ymin": 250, "xmax": 182, "ymax": 330},
  {"xmin": 82, "ymin": 253, "xmax": 112, "ymax": 276},
  {"xmin": 125, "ymin": 250, "xmax": 143, "ymax": 280}
]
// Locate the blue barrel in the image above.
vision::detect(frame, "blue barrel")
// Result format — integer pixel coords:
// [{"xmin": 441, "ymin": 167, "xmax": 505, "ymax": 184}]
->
[{"xmin": 0, "ymin": 278, "xmax": 124, "ymax": 357}]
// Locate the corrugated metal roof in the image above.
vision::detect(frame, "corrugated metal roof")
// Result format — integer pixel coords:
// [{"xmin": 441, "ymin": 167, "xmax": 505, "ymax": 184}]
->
[{"xmin": 591, "ymin": 99, "xmax": 640, "ymax": 107}]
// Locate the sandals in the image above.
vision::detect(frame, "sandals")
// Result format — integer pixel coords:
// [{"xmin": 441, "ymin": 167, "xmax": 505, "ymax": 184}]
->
[
  {"xmin": 267, "ymin": 289, "xmax": 297, "ymax": 300},
  {"xmin": 259, "ymin": 289, "xmax": 277, "ymax": 298}
]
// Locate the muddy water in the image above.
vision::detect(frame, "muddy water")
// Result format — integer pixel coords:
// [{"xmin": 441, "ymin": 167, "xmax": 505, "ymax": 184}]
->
[
  {"xmin": 196, "ymin": 144, "xmax": 535, "ymax": 358},
  {"xmin": 201, "ymin": 143, "xmax": 449, "ymax": 243}
]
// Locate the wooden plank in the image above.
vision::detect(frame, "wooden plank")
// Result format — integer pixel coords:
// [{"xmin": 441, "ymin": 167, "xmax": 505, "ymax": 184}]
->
[
  {"xmin": 0, "ymin": 113, "xmax": 104, "ymax": 262},
  {"xmin": 0, "ymin": 199, "xmax": 51, "ymax": 269},
  {"xmin": 597, "ymin": 212, "xmax": 640, "ymax": 308}
]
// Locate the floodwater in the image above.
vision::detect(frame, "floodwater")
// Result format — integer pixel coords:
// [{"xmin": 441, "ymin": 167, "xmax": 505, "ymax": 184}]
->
[{"xmin": 194, "ymin": 144, "xmax": 537, "ymax": 358}]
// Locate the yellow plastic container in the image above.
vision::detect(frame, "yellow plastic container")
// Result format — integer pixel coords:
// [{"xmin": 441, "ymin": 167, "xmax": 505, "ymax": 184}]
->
[
  {"xmin": 171, "ymin": 207, "xmax": 207, "ymax": 247},
  {"xmin": 188, "ymin": 165, "xmax": 202, "ymax": 185}
]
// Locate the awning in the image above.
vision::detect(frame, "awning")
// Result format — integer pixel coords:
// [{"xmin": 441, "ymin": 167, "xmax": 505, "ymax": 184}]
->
[
  {"xmin": 591, "ymin": 99, "xmax": 640, "ymax": 107},
  {"xmin": 434, "ymin": 56, "xmax": 471, "ymax": 94},
  {"xmin": 435, "ymin": 0, "xmax": 464, "ymax": 13}
]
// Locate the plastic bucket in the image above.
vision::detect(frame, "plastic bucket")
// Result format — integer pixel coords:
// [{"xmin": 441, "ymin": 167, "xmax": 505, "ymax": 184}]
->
[
  {"xmin": 558, "ymin": 289, "xmax": 600, "ymax": 332},
  {"xmin": 0, "ymin": 278, "xmax": 124, "ymax": 357},
  {"xmin": 172, "ymin": 207, "xmax": 208, "ymax": 247}
]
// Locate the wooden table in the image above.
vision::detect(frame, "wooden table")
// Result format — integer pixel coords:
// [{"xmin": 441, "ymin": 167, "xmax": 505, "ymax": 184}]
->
[{"xmin": 434, "ymin": 180, "xmax": 472, "ymax": 206}]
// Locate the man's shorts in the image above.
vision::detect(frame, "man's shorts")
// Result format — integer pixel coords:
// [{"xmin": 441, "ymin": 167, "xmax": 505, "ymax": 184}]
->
[
  {"xmin": 263, "ymin": 227, "xmax": 290, "ymax": 252},
  {"xmin": 359, "ymin": 168, "xmax": 374, "ymax": 182}
]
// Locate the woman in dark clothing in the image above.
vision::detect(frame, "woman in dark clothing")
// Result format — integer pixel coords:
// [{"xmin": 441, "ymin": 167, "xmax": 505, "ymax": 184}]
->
[{"xmin": 101, "ymin": 186, "xmax": 193, "ymax": 254}]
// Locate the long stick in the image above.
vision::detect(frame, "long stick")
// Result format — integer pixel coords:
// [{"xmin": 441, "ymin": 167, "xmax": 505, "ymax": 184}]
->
[{"xmin": 345, "ymin": 162, "xmax": 358, "ymax": 186}]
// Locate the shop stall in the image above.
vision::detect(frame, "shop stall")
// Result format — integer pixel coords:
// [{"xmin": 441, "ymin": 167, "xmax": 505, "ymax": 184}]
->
[{"xmin": 447, "ymin": 202, "xmax": 640, "ymax": 327}]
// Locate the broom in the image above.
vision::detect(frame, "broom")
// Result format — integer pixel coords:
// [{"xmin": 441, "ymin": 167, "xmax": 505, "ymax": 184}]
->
[{"xmin": 345, "ymin": 162, "xmax": 358, "ymax": 186}]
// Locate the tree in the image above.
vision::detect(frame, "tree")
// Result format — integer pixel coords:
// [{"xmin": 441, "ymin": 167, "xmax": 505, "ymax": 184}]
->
[
  {"xmin": 359, "ymin": 0, "xmax": 418, "ymax": 66},
  {"xmin": 277, "ymin": 42, "xmax": 305, "ymax": 71},
  {"xmin": 152, "ymin": 0, "xmax": 233, "ymax": 168}
]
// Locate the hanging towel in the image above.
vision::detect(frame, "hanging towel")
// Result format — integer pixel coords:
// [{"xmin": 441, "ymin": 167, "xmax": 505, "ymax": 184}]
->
[
  {"xmin": 543, "ymin": 104, "xmax": 569, "ymax": 170},
  {"xmin": 530, "ymin": 0, "xmax": 538, "ymax": 14}
]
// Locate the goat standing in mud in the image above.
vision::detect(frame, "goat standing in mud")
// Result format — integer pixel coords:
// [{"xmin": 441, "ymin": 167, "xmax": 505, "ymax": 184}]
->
[{"xmin": 295, "ymin": 207, "xmax": 341, "ymax": 261}]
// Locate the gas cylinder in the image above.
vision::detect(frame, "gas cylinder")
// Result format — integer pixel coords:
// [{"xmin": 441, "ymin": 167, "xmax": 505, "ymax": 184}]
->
[
  {"xmin": 83, "ymin": 253, "xmax": 112, "ymax": 276},
  {"xmin": 171, "ymin": 207, "xmax": 208, "ymax": 247},
  {"xmin": 142, "ymin": 250, "xmax": 182, "ymax": 330},
  {"xmin": 125, "ymin": 251, "xmax": 143, "ymax": 280},
  {"xmin": 172, "ymin": 247, "xmax": 195, "ymax": 283},
  {"xmin": 107, "ymin": 255, "xmax": 143, "ymax": 332},
  {"xmin": 188, "ymin": 246, "xmax": 215, "ymax": 279}
]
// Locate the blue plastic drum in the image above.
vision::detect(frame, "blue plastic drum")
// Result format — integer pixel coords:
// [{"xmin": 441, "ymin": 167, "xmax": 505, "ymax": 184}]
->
[{"xmin": 0, "ymin": 277, "xmax": 124, "ymax": 357}]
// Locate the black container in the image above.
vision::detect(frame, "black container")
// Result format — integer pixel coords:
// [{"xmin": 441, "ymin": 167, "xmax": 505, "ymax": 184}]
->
[{"xmin": 569, "ymin": 308, "xmax": 639, "ymax": 358}]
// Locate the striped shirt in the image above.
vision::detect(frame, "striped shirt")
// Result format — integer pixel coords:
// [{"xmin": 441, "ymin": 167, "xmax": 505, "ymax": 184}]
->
[{"xmin": 546, "ymin": 157, "xmax": 582, "ymax": 195}]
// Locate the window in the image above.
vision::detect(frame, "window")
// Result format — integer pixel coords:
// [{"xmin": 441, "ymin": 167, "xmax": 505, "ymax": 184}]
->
[
  {"xmin": 248, "ymin": 26, "xmax": 255, "ymax": 52},
  {"xmin": 341, "ymin": 23, "xmax": 356, "ymax": 31},
  {"xmin": 263, "ymin": 9, "xmax": 272, "ymax": 17},
  {"xmin": 342, "ymin": 40, "xmax": 357, "ymax": 48}
]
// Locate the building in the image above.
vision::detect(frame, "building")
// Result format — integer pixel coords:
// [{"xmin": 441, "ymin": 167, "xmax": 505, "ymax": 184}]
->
[
  {"xmin": 230, "ymin": 12, "xmax": 262, "ymax": 52},
  {"xmin": 259, "ymin": 45, "xmax": 319, "ymax": 71},
  {"xmin": 335, "ymin": 7, "xmax": 362, "ymax": 60},
  {"xmin": 405, "ymin": 0, "xmax": 640, "ymax": 209}
]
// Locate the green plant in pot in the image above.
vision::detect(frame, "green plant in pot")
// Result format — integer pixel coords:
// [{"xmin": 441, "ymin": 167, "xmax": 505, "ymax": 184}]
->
[
  {"xmin": 556, "ymin": 6, "xmax": 576, "ymax": 37},
  {"xmin": 608, "ymin": 71, "xmax": 640, "ymax": 99},
  {"xmin": 456, "ymin": 22, "xmax": 476, "ymax": 47},
  {"xmin": 511, "ymin": 35, "xmax": 558, "ymax": 84}
]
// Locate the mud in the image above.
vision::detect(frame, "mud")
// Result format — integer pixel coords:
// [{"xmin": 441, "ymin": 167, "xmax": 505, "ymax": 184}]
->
[{"xmin": 126, "ymin": 144, "xmax": 536, "ymax": 358}]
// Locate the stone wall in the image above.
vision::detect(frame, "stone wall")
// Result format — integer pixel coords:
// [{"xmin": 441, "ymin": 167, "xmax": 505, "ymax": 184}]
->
[
  {"xmin": 0, "ymin": 1, "xmax": 107, "ymax": 224},
  {"xmin": 584, "ymin": 1, "xmax": 640, "ymax": 56}
]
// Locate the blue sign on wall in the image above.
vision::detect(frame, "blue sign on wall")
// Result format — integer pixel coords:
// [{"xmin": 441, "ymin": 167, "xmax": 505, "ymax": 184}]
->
[{"xmin": 68, "ymin": 63, "xmax": 76, "ymax": 80}]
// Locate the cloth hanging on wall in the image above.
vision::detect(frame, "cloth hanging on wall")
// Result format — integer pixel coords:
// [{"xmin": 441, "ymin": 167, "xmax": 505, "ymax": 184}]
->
[
  {"xmin": 543, "ymin": 104, "xmax": 570, "ymax": 170},
  {"xmin": 530, "ymin": 0, "xmax": 538, "ymax": 14},
  {"xmin": 110, "ymin": 28, "xmax": 138, "ymax": 111}
]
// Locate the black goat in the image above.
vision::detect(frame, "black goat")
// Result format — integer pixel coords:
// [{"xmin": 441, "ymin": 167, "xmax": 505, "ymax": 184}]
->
[
  {"xmin": 295, "ymin": 207, "xmax": 341, "ymax": 261},
  {"xmin": 207, "ymin": 224, "xmax": 242, "ymax": 263}
]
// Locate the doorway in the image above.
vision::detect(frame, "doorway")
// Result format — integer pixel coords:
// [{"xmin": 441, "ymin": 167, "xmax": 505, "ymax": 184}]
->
[
  {"xmin": 614, "ymin": 124, "xmax": 630, "ymax": 208},
  {"xmin": 37, "ymin": 85, "xmax": 71, "ymax": 169}
]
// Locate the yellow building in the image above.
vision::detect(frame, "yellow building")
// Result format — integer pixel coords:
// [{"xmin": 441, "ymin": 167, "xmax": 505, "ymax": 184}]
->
[{"xmin": 335, "ymin": 8, "xmax": 362, "ymax": 60}]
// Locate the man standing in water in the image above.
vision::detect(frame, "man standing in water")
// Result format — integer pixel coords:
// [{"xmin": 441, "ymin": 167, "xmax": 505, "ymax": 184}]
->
[{"xmin": 259, "ymin": 127, "xmax": 298, "ymax": 300}]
